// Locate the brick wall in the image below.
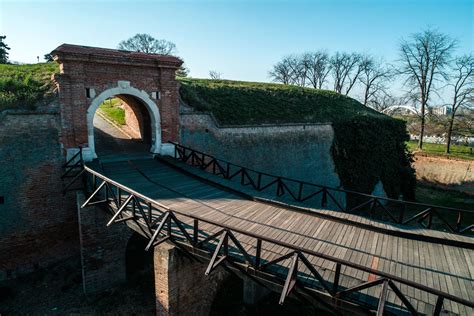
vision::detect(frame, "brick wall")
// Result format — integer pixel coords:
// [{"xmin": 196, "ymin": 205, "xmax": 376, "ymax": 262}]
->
[
  {"xmin": 53, "ymin": 46, "xmax": 182, "ymax": 152},
  {"xmin": 0, "ymin": 109, "xmax": 79, "ymax": 280},
  {"xmin": 154, "ymin": 242, "xmax": 228, "ymax": 315},
  {"xmin": 76, "ymin": 192, "xmax": 133, "ymax": 293},
  {"xmin": 123, "ymin": 102, "xmax": 142, "ymax": 139}
]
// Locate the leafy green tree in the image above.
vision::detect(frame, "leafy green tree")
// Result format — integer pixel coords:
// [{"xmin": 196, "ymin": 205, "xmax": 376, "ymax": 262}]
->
[{"xmin": 0, "ymin": 35, "xmax": 11, "ymax": 64}]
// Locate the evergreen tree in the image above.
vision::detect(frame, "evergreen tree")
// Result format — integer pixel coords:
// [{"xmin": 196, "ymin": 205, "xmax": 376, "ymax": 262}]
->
[{"xmin": 0, "ymin": 35, "xmax": 11, "ymax": 64}]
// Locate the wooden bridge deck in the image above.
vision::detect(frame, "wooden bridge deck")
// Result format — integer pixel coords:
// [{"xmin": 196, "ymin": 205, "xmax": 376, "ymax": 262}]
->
[{"xmin": 91, "ymin": 157, "xmax": 474, "ymax": 315}]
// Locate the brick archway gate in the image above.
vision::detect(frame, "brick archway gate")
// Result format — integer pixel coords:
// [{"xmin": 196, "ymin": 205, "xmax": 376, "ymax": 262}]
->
[{"xmin": 52, "ymin": 44, "xmax": 183, "ymax": 161}]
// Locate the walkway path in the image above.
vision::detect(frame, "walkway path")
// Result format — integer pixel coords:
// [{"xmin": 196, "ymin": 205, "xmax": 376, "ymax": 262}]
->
[{"xmin": 93, "ymin": 113, "xmax": 151, "ymax": 161}]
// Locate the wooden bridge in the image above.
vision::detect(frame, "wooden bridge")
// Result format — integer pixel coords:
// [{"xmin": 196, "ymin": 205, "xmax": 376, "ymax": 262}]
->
[{"xmin": 64, "ymin": 144, "xmax": 474, "ymax": 316}]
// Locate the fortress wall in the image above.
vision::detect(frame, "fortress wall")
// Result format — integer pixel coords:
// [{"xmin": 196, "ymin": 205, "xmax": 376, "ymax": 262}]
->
[
  {"xmin": 179, "ymin": 112, "xmax": 353, "ymax": 209},
  {"xmin": 0, "ymin": 108, "xmax": 79, "ymax": 280}
]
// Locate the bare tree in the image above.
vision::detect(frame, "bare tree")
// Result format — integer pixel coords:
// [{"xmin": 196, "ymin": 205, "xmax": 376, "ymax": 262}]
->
[
  {"xmin": 302, "ymin": 51, "xmax": 332, "ymax": 89},
  {"xmin": 118, "ymin": 33, "xmax": 176, "ymax": 55},
  {"xmin": 330, "ymin": 52, "xmax": 363, "ymax": 95},
  {"xmin": 288, "ymin": 55, "xmax": 307, "ymax": 86},
  {"xmin": 369, "ymin": 93, "xmax": 411, "ymax": 112},
  {"xmin": 269, "ymin": 56, "xmax": 295, "ymax": 85},
  {"xmin": 209, "ymin": 70, "xmax": 223, "ymax": 80},
  {"xmin": 445, "ymin": 54, "xmax": 474, "ymax": 153},
  {"xmin": 118, "ymin": 33, "xmax": 190, "ymax": 76},
  {"xmin": 398, "ymin": 28, "xmax": 456, "ymax": 149},
  {"xmin": 358, "ymin": 55, "xmax": 392, "ymax": 106}
]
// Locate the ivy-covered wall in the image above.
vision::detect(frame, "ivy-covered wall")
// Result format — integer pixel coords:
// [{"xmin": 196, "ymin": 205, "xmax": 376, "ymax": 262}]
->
[
  {"xmin": 179, "ymin": 78, "xmax": 416, "ymax": 201},
  {"xmin": 332, "ymin": 116, "xmax": 415, "ymax": 207}
]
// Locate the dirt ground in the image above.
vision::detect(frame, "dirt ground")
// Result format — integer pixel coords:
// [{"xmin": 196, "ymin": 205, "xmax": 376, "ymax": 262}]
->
[
  {"xmin": 0, "ymin": 257, "xmax": 329, "ymax": 316},
  {"xmin": 0, "ymin": 258, "xmax": 155, "ymax": 315}
]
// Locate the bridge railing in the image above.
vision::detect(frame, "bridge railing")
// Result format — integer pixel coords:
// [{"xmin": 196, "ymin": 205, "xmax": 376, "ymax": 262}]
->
[
  {"xmin": 80, "ymin": 164, "xmax": 474, "ymax": 316},
  {"xmin": 170, "ymin": 142, "xmax": 473, "ymax": 236},
  {"xmin": 61, "ymin": 146, "xmax": 85, "ymax": 194}
]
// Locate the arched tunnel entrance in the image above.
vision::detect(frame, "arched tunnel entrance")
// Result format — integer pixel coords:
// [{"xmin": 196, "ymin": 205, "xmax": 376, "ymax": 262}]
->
[{"xmin": 92, "ymin": 93, "xmax": 156, "ymax": 160}]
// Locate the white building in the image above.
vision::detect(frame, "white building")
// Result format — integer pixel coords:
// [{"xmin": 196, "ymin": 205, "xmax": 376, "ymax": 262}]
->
[{"xmin": 431, "ymin": 105, "xmax": 452, "ymax": 116}]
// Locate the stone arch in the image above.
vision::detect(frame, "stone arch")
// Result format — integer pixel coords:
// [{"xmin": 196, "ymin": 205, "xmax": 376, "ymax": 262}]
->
[
  {"xmin": 87, "ymin": 82, "xmax": 161, "ymax": 160},
  {"xmin": 382, "ymin": 105, "xmax": 419, "ymax": 116}
]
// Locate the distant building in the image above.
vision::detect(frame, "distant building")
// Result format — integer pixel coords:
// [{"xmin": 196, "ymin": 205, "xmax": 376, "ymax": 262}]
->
[{"xmin": 431, "ymin": 105, "xmax": 452, "ymax": 116}]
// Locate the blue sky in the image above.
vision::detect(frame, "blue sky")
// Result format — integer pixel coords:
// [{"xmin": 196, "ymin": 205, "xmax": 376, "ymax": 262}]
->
[{"xmin": 1, "ymin": 0, "xmax": 472, "ymax": 100}]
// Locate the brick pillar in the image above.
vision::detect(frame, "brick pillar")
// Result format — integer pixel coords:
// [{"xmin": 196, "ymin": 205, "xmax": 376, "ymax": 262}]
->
[
  {"xmin": 76, "ymin": 192, "xmax": 133, "ymax": 294},
  {"xmin": 154, "ymin": 242, "xmax": 228, "ymax": 316}
]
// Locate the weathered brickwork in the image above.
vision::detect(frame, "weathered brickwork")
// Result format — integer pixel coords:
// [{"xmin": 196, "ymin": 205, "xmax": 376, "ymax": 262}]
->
[
  {"xmin": 154, "ymin": 242, "xmax": 228, "ymax": 316},
  {"xmin": 76, "ymin": 192, "xmax": 133, "ymax": 293},
  {"xmin": 0, "ymin": 110, "xmax": 79, "ymax": 280},
  {"xmin": 52, "ymin": 44, "xmax": 182, "ymax": 153},
  {"xmin": 123, "ymin": 101, "xmax": 144, "ymax": 139}
]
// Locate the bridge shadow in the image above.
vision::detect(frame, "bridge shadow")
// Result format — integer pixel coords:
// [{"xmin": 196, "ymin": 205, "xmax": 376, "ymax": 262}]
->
[
  {"xmin": 125, "ymin": 232, "xmax": 154, "ymax": 302},
  {"xmin": 210, "ymin": 274, "xmax": 333, "ymax": 316}
]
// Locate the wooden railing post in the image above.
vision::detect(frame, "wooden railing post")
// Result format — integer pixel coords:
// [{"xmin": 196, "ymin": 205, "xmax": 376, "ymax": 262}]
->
[
  {"xmin": 255, "ymin": 239, "xmax": 262, "ymax": 269},
  {"xmin": 399, "ymin": 204, "xmax": 406, "ymax": 223},
  {"xmin": 456, "ymin": 211, "xmax": 463, "ymax": 232},
  {"xmin": 333, "ymin": 262, "xmax": 341, "ymax": 295},
  {"xmin": 434, "ymin": 296, "xmax": 444, "ymax": 316},
  {"xmin": 193, "ymin": 219, "xmax": 199, "ymax": 245},
  {"xmin": 297, "ymin": 182, "xmax": 303, "ymax": 201}
]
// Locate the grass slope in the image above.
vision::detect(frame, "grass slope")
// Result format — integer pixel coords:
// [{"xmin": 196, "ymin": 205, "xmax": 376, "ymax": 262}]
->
[
  {"xmin": 178, "ymin": 78, "xmax": 387, "ymax": 125},
  {"xmin": 179, "ymin": 78, "xmax": 415, "ymax": 202},
  {"xmin": 0, "ymin": 62, "xmax": 58, "ymax": 110},
  {"xmin": 98, "ymin": 98, "xmax": 125, "ymax": 125}
]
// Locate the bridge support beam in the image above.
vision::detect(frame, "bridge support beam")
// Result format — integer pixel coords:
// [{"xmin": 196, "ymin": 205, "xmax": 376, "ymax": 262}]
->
[{"xmin": 153, "ymin": 242, "xmax": 228, "ymax": 316}]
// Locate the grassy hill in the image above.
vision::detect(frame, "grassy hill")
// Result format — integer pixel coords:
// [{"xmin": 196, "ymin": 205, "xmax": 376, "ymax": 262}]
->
[
  {"xmin": 179, "ymin": 78, "xmax": 415, "ymax": 201},
  {"xmin": 0, "ymin": 62, "xmax": 58, "ymax": 111},
  {"xmin": 179, "ymin": 78, "xmax": 388, "ymax": 125}
]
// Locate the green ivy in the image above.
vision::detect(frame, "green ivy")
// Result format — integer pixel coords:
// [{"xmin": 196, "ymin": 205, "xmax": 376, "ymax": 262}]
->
[{"xmin": 332, "ymin": 116, "xmax": 416, "ymax": 207}]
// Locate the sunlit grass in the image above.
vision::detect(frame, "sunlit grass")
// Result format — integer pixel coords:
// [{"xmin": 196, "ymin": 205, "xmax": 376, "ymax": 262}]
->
[
  {"xmin": 98, "ymin": 98, "xmax": 125, "ymax": 125},
  {"xmin": 407, "ymin": 140, "xmax": 473, "ymax": 160},
  {"xmin": 0, "ymin": 62, "xmax": 58, "ymax": 110}
]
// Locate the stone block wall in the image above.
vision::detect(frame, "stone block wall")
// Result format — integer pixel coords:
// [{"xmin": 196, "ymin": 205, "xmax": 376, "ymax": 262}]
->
[
  {"xmin": 179, "ymin": 113, "xmax": 347, "ymax": 208},
  {"xmin": 0, "ymin": 110, "xmax": 79, "ymax": 280}
]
